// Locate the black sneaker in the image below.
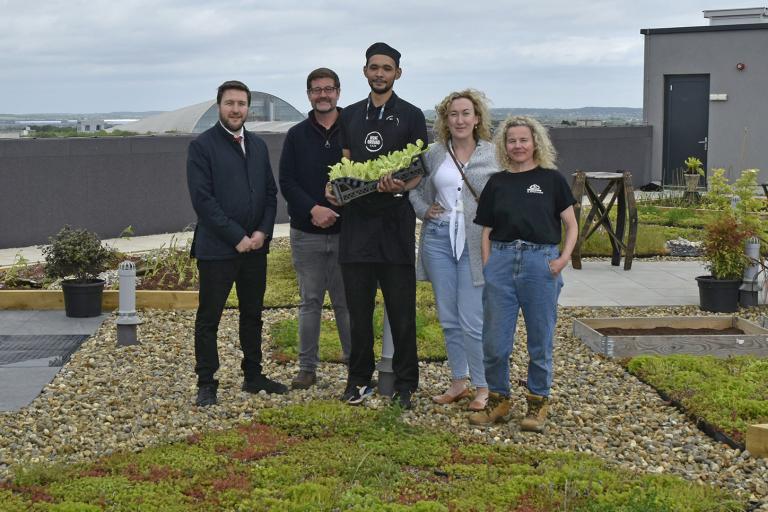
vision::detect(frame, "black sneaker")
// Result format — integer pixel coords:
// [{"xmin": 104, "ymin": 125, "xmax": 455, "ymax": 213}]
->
[
  {"xmin": 340, "ymin": 383, "xmax": 357, "ymax": 402},
  {"xmin": 392, "ymin": 389, "xmax": 413, "ymax": 410},
  {"xmin": 242, "ymin": 375, "xmax": 288, "ymax": 395},
  {"xmin": 195, "ymin": 385, "xmax": 217, "ymax": 407},
  {"xmin": 344, "ymin": 385, "xmax": 374, "ymax": 405}
]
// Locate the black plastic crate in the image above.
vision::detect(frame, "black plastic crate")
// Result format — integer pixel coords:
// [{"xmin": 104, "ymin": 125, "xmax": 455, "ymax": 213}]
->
[{"xmin": 330, "ymin": 155, "xmax": 426, "ymax": 205}]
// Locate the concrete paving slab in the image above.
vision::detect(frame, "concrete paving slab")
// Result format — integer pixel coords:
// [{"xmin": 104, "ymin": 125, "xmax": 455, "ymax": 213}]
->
[
  {"xmin": 7, "ymin": 311, "xmax": 107, "ymax": 336},
  {"xmin": 0, "ymin": 367, "xmax": 61, "ymax": 411},
  {"xmin": 560, "ymin": 297, "xmax": 621, "ymax": 307},
  {"xmin": 1, "ymin": 357, "xmax": 58, "ymax": 368}
]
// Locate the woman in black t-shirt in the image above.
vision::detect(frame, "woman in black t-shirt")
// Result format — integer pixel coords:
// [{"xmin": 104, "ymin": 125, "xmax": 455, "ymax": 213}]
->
[{"xmin": 469, "ymin": 115, "xmax": 577, "ymax": 433}]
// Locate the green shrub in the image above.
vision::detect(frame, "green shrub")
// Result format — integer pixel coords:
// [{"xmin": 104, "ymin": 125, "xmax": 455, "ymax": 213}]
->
[
  {"xmin": 41, "ymin": 226, "xmax": 115, "ymax": 282},
  {"xmin": 701, "ymin": 212, "xmax": 753, "ymax": 279}
]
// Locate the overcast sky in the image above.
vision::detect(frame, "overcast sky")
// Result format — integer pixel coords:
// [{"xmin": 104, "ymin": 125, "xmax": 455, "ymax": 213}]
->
[{"xmin": 0, "ymin": 0, "xmax": 750, "ymax": 114}]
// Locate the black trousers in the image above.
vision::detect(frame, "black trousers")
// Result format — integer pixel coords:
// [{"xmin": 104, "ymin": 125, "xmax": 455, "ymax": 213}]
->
[
  {"xmin": 341, "ymin": 262, "xmax": 419, "ymax": 392},
  {"xmin": 194, "ymin": 254, "xmax": 267, "ymax": 387}
]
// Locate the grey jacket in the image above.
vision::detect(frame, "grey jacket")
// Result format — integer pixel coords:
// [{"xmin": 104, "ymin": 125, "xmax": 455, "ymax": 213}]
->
[{"xmin": 410, "ymin": 140, "xmax": 499, "ymax": 286}]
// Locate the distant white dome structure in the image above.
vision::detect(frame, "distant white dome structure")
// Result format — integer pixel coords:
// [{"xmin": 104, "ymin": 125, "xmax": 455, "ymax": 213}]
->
[{"xmin": 113, "ymin": 91, "xmax": 305, "ymax": 134}]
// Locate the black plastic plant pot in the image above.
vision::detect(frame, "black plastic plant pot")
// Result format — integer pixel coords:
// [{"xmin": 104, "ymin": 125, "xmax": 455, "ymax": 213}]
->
[
  {"xmin": 695, "ymin": 275, "xmax": 741, "ymax": 313},
  {"xmin": 61, "ymin": 279, "xmax": 105, "ymax": 318}
]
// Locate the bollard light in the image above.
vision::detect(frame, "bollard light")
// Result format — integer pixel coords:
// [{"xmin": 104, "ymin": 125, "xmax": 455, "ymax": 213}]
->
[
  {"xmin": 116, "ymin": 261, "xmax": 141, "ymax": 346},
  {"xmin": 739, "ymin": 237, "xmax": 762, "ymax": 307}
]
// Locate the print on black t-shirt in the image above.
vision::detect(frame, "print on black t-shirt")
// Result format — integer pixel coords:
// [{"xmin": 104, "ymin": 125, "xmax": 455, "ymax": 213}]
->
[{"xmin": 474, "ymin": 168, "xmax": 577, "ymax": 245}]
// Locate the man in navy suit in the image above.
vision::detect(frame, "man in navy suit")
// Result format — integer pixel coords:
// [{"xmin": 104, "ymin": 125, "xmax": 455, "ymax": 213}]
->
[{"xmin": 187, "ymin": 80, "xmax": 287, "ymax": 407}]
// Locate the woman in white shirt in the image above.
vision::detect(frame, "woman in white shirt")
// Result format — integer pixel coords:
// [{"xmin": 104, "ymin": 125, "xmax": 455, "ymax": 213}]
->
[{"xmin": 410, "ymin": 89, "xmax": 499, "ymax": 411}]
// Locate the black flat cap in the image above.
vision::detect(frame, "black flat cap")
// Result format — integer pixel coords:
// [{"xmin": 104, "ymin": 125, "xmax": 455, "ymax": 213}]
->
[{"xmin": 365, "ymin": 42, "xmax": 401, "ymax": 67}]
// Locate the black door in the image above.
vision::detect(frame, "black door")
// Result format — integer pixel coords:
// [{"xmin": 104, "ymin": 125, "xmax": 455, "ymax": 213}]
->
[{"xmin": 662, "ymin": 74, "xmax": 709, "ymax": 186}]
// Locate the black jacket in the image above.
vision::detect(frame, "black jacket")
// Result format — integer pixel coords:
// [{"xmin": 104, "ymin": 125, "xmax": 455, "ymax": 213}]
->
[
  {"xmin": 278, "ymin": 110, "xmax": 343, "ymax": 234},
  {"xmin": 187, "ymin": 122, "xmax": 277, "ymax": 260}
]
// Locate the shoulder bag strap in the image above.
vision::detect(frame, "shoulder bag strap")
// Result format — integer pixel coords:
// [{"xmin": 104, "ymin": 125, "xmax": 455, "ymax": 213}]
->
[{"xmin": 446, "ymin": 142, "xmax": 480, "ymax": 202}]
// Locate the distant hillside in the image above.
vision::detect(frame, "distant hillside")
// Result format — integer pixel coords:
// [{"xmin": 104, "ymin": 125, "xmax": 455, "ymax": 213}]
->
[
  {"xmin": 0, "ymin": 112, "xmax": 163, "ymax": 121},
  {"xmin": 424, "ymin": 107, "xmax": 643, "ymax": 126}
]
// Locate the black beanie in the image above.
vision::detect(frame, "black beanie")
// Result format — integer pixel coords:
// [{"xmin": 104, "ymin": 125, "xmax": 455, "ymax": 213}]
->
[{"xmin": 365, "ymin": 42, "xmax": 401, "ymax": 67}]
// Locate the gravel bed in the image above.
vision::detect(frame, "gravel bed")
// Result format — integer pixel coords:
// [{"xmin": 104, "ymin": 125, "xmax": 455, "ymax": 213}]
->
[{"xmin": 0, "ymin": 305, "xmax": 766, "ymax": 509}]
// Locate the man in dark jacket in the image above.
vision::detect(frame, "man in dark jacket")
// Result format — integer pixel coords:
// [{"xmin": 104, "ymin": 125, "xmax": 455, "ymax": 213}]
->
[
  {"xmin": 279, "ymin": 68, "xmax": 351, "ymax": 390},
  {"xmin": 187, "ymin": 80, "xmax": 287, "ymax": 407}
]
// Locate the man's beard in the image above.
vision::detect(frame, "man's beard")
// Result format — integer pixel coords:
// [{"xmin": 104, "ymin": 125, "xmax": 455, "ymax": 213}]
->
[
  {"xmin": 220, "ymin": 113, "xmax": 245, "ymax": 132},
  {"xmin": 368, "ymin": 79, "xmax": 393, "ymax": 95},
  {"xmin": 312, "ymin": 101, "xmax": 335, "ymax": 114}
]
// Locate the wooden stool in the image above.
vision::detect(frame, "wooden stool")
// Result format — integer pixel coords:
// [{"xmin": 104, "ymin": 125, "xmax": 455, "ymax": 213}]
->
[{"xmin": 571, "ymin": 171, "xmax": 638, "ymax": 270}]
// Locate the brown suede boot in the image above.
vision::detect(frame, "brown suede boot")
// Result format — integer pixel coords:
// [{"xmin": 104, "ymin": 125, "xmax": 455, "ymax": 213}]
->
[
  {"xmin": 468, "ymin": 392, "xmax": 511, "ymax": 426},
  {"xmin": 520, "ymin": 393, "xmax": 549, "ymax": 433},
  {"xmin": 291, "ymin": 370, "xmax": 317, "ymax": 390}
]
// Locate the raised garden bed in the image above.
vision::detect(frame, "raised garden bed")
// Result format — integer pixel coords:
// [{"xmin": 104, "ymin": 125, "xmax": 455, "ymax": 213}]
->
[{"xmin": 573, "ymin": 316, "xmax": 768, "ymax": 358}]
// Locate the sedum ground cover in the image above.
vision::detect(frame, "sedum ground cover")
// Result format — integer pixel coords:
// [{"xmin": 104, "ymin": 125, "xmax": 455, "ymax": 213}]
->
[
  {"xmin": 269, "ymin": 307, "xmax": 446, "ymax": 363},
  {"xmin": 0, "ymin": 402, "xmax": 743, "ymax": 511},
  {"xmin": 627, "ymin": 355, "xmax": 768, "ymax": 444}
]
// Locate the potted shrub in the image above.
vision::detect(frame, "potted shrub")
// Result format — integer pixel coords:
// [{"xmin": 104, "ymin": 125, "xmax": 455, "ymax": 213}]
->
[
  {"xmin": 683, "ymin": 156, "xmax": 704, "ymax": 203},
  {"xmin": 42, "ymin": 226, "xmax": 115, "ymax": 317},
  {"xmin": 695, "ymin": 211, "xmax": 753, "ymax": 312}
]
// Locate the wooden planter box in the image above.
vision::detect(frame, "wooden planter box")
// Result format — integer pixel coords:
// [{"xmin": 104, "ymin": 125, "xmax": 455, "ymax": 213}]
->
[
  {"xmin": 573, "ymin": 316, "xmax": 768, "ymax": 358},
  {"xmin": 0, "ymin": 290, "xmax": 198, "ymax": 310}
]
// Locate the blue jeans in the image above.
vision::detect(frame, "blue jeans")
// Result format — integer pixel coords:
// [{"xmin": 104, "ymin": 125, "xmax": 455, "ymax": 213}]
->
[
  {"xmin": 422, "ymin": 220, "xmax": 486, "ymax": 388},
  {"xmin": 481, "ymin": 240, "xmax": 563, "ymax": 397}
]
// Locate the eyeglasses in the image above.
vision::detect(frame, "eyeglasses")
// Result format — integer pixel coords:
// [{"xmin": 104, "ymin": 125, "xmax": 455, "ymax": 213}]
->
[{"xmin": 308, "ymin": 86, "xmax": 338, "ymax": 95}]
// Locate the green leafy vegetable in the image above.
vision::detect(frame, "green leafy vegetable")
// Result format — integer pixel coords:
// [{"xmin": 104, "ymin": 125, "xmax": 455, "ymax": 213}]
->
[{"xmin": 328, "ymin": 140, "xmax": 425, "ymax": 181}]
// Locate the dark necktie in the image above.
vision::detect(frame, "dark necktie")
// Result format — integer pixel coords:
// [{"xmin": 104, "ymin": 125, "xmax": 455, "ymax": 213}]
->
[{"xmin": 233, "ymin": 135, "xmax": 243, "ymax": 144}]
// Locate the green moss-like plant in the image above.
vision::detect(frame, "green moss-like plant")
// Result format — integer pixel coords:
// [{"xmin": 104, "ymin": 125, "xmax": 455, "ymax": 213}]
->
[
  {"xmin": 4, "ymin": 402, "xmax": 744, "ymax": 511},
  {"xmin": 627, "ymin": 355, "xmax": 768, "ymax": 443},
  {"xmin": 268, "ymin": 306, "xmax": 447, "ymax": 362}
]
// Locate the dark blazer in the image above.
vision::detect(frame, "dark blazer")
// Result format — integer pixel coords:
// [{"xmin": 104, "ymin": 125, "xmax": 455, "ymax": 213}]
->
[{"xmin": 187, "ymin": 122, "xmax": 277, "ymax": 260}]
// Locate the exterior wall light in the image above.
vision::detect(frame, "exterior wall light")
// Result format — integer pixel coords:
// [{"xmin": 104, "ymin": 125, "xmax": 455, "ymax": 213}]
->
[{"xmin": 736, "ymin": 62, "xmax": 746, "ymax": 71}]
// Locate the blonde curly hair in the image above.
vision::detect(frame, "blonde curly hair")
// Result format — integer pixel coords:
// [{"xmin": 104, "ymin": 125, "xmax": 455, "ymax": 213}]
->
[
  {"xmin": 433, "ymin": 89, "xmax": 492, "ymax": 145},
  {"xmin": 494, "ymin": 115, "xmax": 558, "ymax": 170}
]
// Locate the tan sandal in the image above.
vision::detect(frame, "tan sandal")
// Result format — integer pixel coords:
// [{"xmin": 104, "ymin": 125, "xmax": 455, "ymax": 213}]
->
[
  {"xmin": 467, "ymin": 391, "xmax": 489, "ymax": 411},
  {"xmin": 431, "ymin": 387, "xmax": 471, "ymax": 404}
]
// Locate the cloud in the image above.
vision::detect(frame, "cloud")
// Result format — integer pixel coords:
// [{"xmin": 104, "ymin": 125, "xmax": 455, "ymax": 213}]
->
[{"xmin": 0, "ymin": 0, "xmax": 732, "ymax": 112}]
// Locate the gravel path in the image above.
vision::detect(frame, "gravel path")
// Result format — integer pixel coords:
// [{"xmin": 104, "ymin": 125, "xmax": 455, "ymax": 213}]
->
[{"xmin": 0, "ymin": 305, "xmax": 766, "ymax": 510}]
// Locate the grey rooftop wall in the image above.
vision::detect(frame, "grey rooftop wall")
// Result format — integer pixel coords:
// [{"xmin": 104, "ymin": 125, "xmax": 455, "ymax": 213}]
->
[{"xmin": 0, "ymin": 127, "xmax": 650, "ymax": 249}]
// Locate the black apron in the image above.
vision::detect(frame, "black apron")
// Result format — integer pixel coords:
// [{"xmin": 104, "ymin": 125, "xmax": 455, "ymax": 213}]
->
[{"xmin": 339, "ymin": 107, "xmax": 416, "ymax": 265}]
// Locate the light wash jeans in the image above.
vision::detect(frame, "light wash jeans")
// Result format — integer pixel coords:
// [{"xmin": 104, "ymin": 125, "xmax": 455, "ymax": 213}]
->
[
  {"xmin": 481, "ymin": 240, "xmax": 563, "ymax": 397},
  {"xmin": 290, "ymin": 228, "xmax": 351, "ymax": 371},
  {"xmin": 422, "ymin": 220, "xmax": 487, "ymax": 387}
]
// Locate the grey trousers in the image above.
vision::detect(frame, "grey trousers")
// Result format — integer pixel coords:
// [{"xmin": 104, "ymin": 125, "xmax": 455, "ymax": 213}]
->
[{"xmin": 290, "ymin": 228, "xmax": 351, "ymax": 371}]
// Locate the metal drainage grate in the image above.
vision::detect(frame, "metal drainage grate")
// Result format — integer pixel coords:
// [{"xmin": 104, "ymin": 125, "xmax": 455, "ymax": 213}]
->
[{"xmin": 0, "ymin": 335, "xmax": 89, "ymax": 367}]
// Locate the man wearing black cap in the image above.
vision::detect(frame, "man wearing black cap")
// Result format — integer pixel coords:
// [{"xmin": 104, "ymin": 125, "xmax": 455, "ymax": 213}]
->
[{"xmin": 330, "ymin": 42, "xmax": 428, "ymax": 409}]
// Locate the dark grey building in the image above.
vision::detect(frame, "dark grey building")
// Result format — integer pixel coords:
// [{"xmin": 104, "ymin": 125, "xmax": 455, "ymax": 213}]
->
[{"xmin": 642, "ymin": 8, "xmax": 768, "ymax": 185}]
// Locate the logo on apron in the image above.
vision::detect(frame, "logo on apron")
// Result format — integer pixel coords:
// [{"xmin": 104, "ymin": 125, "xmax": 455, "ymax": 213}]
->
[{"xmin": 364, "ymin": 131, "xmax": 383, "ymax": 152}]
